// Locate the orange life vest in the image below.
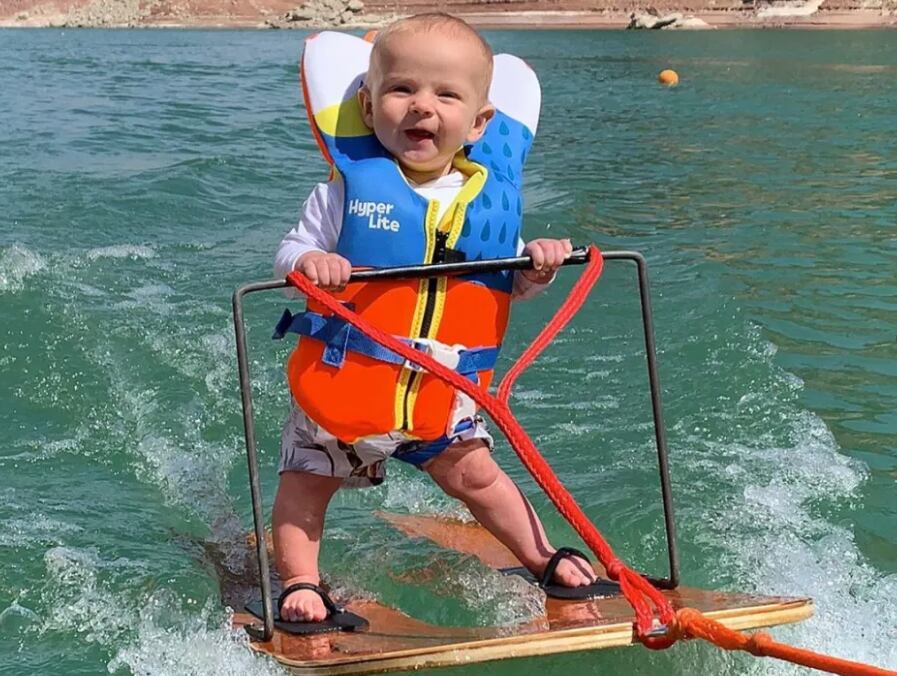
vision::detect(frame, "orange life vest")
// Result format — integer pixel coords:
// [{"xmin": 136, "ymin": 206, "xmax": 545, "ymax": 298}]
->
[{"xmin": 283, "ymin": 31, "xmax": 541, "ymax": 443}]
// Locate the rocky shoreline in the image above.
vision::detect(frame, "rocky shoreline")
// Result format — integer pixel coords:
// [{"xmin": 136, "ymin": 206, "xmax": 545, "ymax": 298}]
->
[{"xmin": 1, "ymin": 0, "xmax": 895, "ymax": 29}]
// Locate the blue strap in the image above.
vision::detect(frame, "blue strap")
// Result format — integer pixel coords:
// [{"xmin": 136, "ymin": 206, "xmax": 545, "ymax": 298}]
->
[
  {"xmin": 392, "ymin": 419, "xmax": 478, "ymax": 467},
  {"xmin": 273, "ymin": 309, "xmax": 499, "ymax": 375}
]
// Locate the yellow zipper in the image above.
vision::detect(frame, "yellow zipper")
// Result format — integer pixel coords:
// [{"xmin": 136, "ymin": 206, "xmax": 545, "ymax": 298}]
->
[{"xmin": 395, "ymin": 155, "xmax": 490, "ymax": 434}]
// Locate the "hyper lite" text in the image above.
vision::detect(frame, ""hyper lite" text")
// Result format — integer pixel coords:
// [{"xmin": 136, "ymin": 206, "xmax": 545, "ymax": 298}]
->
[{"xmin": 347, "ymin": 199, "xmax": 400, "ymax": 232}]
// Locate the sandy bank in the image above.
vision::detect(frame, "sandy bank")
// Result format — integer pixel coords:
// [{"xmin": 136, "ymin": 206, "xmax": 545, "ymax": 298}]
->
[{"xmin": 1, "ymin": 0, "xmax": 894, "ymax": 29}]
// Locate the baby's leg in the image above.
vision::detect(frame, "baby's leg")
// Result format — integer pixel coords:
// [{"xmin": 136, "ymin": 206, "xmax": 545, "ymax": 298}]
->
[
  {"xmin": 424, "ymin": 440, "xmax": 596, "ymax": 587},
  {"xmin": 272, "ymin": 470, "xmax": 343, "ymax": 621}
]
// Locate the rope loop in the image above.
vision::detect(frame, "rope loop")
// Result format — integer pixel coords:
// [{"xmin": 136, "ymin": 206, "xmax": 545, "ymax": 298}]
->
[{"xmin": 641, "ymin": 631, "xmax": 680, "ymax": 651}]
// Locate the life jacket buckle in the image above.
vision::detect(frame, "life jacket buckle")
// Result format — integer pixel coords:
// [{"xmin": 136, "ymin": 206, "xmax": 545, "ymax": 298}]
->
[{"xmin": 403, "ymin": 339, "xmax": 463, "ymax": 373}]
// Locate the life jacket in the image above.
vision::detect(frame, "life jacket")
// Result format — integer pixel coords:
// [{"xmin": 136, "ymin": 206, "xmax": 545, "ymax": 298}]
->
[{"xmin": 279, "ymin": 30, "xmax": 541, "ymax": 443}]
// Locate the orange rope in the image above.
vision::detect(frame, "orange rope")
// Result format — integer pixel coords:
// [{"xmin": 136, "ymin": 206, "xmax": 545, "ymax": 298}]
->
[
  {"xmin": 285, "ymin": 245, "xmax": 895, "ymax": 676},
  {"xmin": 673, "ymin": 609, "xmax": 895, "ymax": 676}
]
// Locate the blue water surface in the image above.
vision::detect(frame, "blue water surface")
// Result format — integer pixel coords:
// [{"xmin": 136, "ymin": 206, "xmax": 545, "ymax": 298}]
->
[{"xmin": 1, "ymin": 27, "xmax": 895, "ymax": 675}]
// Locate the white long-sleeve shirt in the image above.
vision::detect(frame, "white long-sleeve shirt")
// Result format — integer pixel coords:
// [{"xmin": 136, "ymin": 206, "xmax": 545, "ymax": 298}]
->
[{"xmin": 274, "ymin": 171, "xmax": 549, "ymax": 300}]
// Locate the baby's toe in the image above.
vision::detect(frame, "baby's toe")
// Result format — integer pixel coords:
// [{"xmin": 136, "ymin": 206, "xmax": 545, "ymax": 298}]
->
[
  {"xmin": 307, "ymin": 595, "xmax": 327, "ymax": 622},
  {"xmin": 570, "ymin": 566, "xmax": 591, "ymax": 587},
  {"xmin": 554, "ymin": 557, "xmax": 596, "ymax": 587},
  {"xmin": 282, "ymin": 589, "xmax": 327, "ymax": 622}
]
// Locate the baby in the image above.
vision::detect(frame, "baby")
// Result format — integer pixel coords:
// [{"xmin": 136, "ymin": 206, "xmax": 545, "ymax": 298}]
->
[{"xmin": 273, "ymin": 13, "xmax": 595, "ymax": 623}]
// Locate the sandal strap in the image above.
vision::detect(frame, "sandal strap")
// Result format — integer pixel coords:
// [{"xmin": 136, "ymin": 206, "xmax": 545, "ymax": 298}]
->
[
  {"xmin": 539, "ymin": 546, "xmax": 591, "ymax": 589},
  {"xmin": 277, "ymin": 582, "xmax": 342, "ymax": 616}
]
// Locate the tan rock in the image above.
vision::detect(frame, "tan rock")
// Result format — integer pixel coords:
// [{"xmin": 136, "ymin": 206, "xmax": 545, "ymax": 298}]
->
[
  {"xmin": 286, "ymin": 8, "xmax": 315, "ymax": 20},
  {"xmin": 673, "ymin": 15, "xmax": 713, "ymax": 27},
  {"xmin": 628, "ymin": 9, "xmax": 711, "ymax": 27}
]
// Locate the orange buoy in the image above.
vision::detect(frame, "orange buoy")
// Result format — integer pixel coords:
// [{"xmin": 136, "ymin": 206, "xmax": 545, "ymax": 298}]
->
[{"xmin": 658, "ymin": 69, "xmax": 679, "ymax": 86}]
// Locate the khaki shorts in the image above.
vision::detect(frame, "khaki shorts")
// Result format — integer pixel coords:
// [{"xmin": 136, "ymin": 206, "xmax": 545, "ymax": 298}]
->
[{"xmin": 279, "ymin": 402, "xmax": 494, "ymax": 488}]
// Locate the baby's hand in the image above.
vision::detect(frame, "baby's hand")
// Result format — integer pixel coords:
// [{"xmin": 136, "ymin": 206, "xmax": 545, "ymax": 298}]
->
[
  {"xmin": 521, "ymin": 238, "xmax": 573, "ymax": 283},
  {"xmin": 296, "ymin": 251, "xmax": 352, "ymax": 290}
]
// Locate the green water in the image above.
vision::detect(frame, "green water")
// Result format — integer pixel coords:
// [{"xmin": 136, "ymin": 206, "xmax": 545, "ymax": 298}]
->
[{"xmin": 1, "ymin": 28, "xmax": 895, "ymax": 675}]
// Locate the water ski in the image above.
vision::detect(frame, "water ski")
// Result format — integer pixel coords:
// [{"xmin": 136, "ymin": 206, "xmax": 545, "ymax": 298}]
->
[{"xmin": 233, "ymin": 513, "xmax": 813, "ymax": 675}]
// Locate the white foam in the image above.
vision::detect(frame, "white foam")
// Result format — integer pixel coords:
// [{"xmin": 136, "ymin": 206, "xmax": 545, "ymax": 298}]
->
[
  {"xmin": 16, "ymin": 426, "xmax": 91, "ymax": 463},
  {"xmin": 144, "ymin": 327, "xmax": 238, "ymax": 395},
  {"xmin": 451, "ymin": 561, "xmax": 545, "ymax": 627},
  {"xmin": 39, "ymin": 547, "xmax": 138, "ymax": 644},
  {"xmin": 199, "ymin": 331, "xmax": 235, "ymax": 393},
  {"xmin": 0, "ymin": 514, "xmax": 83, "ymax": 547},
  {"xmin": 112, "ymin": 283, "xmax": 176, "ymax": 316},
  {"xmin": 127, "ymin": 283, "xmax": 175, "ymax": 300},
  {"xmin": 380, "ymin": 472, "xmax": 469, "ymax": 518},
  {"xmin": 718, "ymin": 414, "xmax": 896, "ymax": 671},
  {"xmin": 89, "ymin": 337, "xmax": 246, "ymax": 525},
  {"xmin": 522, "ymin": 396, "xmax": 618, "ymax": 411},
  {"xmin": 551, "ymin": 421, "xmax": 602, "ymax": 437},
  {"xmin": 109, "ymin": 598, "xmax": 287, "ymax": 676},
  {"xmin": 583, "ymin": 353, "xmax": 626, "ymax": 363},
  {"xmin": 0, "ymin": 244, "xmax": 46, "ymax": 293},
  {"xmin": 678, "ymin": 328, "xmax": 897, "ymax": 673},
  {"xmin": 38, "ymin": 545, "xmax": 284, "ymax": 675},
  {"xmin": 133, "ymin": 432, "xmax": 238, "ymax": 524},
  {"xmin": 0, "ymin": 599, "xmax": 41, "ymax": 635},
  {"xmin": 510, "ymin": 388, "xmax": 554, "ymax": 402},
  {"xmin": 85, "ymin": 244, "xmax": 156, "ymax": 261}
]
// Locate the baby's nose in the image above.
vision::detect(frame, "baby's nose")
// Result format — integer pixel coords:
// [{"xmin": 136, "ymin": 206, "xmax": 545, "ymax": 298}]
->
[{"xmin": 409, "ymin": 93, "xmax": 436, "ymax": 115}]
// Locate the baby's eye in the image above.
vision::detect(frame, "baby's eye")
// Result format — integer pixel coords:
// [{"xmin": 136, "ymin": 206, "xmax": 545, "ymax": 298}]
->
[
  {"xmin": 388, "ymin": 84, "xmax": 412, "ymax": 94},
  {"xmin": 438, "ymin": 91, "xmax": 461, "ymax": 100}
]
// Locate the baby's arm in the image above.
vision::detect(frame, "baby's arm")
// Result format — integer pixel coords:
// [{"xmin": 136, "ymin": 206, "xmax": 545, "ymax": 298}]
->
[
  {"xmin": 274, "ymin": 178, "xmax": 351, "ymax": 290},
  {"xmin": 512, "ymin": 238, "xmax": 573, "ymax": 300}
]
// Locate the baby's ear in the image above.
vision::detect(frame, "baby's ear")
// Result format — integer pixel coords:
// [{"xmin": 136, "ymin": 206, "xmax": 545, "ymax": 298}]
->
[
  {"xmin": 466, "ymin": 103, "xmax": 496, "ymax": 143},
  {"xmin": 357, "ymin": 84, "xmax": 375, "ymax": 129}
]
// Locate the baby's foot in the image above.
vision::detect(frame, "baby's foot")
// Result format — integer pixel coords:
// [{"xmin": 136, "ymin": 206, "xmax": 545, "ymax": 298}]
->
[
  {"xmin": 279, "ymin": 580, "xmax": 328, "ymax": 622},
  {"xmin": 541, "ymin": 551, "xmax": 597, "ymax": 588}
]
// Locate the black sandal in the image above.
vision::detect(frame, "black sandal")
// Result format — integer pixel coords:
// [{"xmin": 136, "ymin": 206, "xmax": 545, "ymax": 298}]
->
[
  {"xmin": 245, "ymin": 582, "xmax": 368, "ymax": 635},
  {"xmin": 500, "ymin": 547, "xmax": 620, "ymax": 600}
]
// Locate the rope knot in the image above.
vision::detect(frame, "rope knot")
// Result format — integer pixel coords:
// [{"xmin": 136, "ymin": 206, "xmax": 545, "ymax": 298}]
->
[
  {"xmin": 746, "ymin": 632, "xmax": 773, "ymax": 656},
  {"xmin": 605, "ymin": 558, "xmax": 623, "ymax": 581}
]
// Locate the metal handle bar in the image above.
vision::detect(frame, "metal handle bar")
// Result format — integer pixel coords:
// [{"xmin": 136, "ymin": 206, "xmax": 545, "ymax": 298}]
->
[{"xmin": 348, "ymin": 246, "xmax": 591, "ymax": 281}]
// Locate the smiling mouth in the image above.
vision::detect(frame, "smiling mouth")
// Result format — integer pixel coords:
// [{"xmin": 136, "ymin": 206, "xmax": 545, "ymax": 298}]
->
[{"xmin": 404, "ymin": 129, "xmax": 435, "ymax": 143}]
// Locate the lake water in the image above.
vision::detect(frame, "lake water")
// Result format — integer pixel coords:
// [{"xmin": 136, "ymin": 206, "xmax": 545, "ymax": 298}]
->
[{"xmin": 1, "ymin": 27, "xmax": 895, "ymax": 675}]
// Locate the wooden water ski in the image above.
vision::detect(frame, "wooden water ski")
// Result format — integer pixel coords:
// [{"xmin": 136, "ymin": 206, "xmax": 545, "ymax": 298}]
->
[{"xmin": 233, "ymin": 513, "xmax": 813, "ymax": 675}]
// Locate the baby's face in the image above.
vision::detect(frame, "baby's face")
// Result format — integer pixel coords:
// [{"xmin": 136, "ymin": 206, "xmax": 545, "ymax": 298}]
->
[{"xmin": 359, "ymin": 29, "xmax": 494, "ymax": 183}]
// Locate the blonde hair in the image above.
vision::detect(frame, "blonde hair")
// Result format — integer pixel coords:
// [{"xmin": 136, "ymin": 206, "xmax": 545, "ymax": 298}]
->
[{"xmin": 369, "ymin": 13, "xmax": 494, "ymax": 101}]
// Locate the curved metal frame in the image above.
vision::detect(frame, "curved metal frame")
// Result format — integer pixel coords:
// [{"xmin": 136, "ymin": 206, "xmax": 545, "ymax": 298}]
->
[{"xmin": 231, "ymin": 248, "xmax": 679, "ymax": 641}]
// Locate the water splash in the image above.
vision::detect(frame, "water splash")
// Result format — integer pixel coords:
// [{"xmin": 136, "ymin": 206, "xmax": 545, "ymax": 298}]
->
[
  {"xmin": 380, "ymin": 471, "xmax": 471, "ymax": 519},
  {"xmin": 108, "ymin": 597, "xmax": 286, "ymax": 676},
  {"xmin": 35, "ymin": 545, "xmax": 285, "ymax": 676},
  {"xmin": 451, "ymin": 563, "xmax": 546, "ymax": 628},
  {"xmin": 0, "ymin": 244, "xmax": 46, "ymax": 293},
  {"xmin": 677, "ymin": 326, "xmax": 896, "ymax": 673},
  {"xmin": 85, "ymin": 244, "xmax": 156, "ymax": 261},
  {"xmin": 39, "ymin": 546, "xmax": 139, "ymax": 645}
]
